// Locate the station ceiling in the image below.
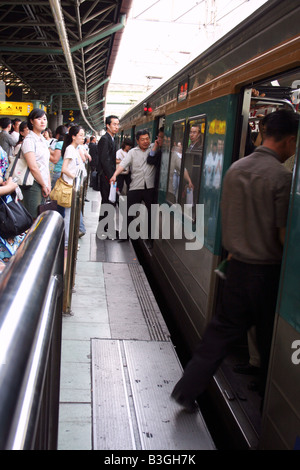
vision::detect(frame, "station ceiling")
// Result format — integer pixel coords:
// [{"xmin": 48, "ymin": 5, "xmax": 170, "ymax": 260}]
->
[{"xmin": 0, "ymin": 0, "xmax": 133, "ymax": 134}]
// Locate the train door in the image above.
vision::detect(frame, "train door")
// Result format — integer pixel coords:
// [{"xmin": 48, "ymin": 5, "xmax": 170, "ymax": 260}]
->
[
  {"xmin": 153, "ymin": 115, "xmax": 165, "ymax": 141},
  {"xmin": 260, "ymin": 115, "xmax": 300, "ymax": 449},
  {"xmin": 218, "ymin": 69, "xmax": 300, "ymax": 446}
]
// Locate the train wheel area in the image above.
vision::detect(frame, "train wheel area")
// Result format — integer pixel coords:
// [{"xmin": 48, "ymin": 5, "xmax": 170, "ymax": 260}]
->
[{"xmin": 57, "ymin": 185, "xmax": 215, "ymax": 451}]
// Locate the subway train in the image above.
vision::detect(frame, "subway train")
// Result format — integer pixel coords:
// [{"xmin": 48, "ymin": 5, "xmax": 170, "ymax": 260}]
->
[{"xmin": 118, "ymin": 0, "xmax": 300, "ymax": 450}]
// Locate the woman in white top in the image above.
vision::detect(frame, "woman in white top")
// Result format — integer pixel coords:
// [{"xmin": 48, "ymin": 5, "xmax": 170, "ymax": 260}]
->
[
  {"xmin": 61, "ymin": 125, "xmax": 85, "ymax": 247},
  {"xmin": 116, "ymin": 138, "xmax": 133, "ymax": 194},
  {"xmin": 22, "ymin": 109, "xmax": 51, "ymax": 219}
]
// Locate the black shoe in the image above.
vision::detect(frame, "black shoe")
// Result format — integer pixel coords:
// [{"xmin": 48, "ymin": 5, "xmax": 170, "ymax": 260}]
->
[
  {"xmin": 233, "ymin": 363, "xmax": 260, "ymax": 375},
  {"xmin": 171, "ymin": 387, "xmax": 198, "ymax": 413}
]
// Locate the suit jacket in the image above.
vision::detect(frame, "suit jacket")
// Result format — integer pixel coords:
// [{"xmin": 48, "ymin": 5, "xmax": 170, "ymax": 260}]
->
[
  {"xmin": 89, "ymin": 142, "xmax": 98, "ymax": 169},
  {"xmin": 97, "ymin": 132, "xmax": 116, "ymax": 179}
]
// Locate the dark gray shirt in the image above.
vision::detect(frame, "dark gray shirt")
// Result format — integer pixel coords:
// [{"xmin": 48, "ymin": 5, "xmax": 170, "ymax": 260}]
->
[
  {"xmin": 221, "ymin": 146, "xmax": 292, "ymax": 264},
  {"xmin": 0, "ymin": 130, "xmax": 19, "ymax": 157}
]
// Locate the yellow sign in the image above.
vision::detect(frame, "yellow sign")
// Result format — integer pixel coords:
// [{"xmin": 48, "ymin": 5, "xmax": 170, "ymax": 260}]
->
[
  {"xmin": 209, "ymin": 119, "xmax": 226, "ymax": 135},
  {"xmin": 0, "ymin": 101, "xmax": 34, "ymax": 116}
]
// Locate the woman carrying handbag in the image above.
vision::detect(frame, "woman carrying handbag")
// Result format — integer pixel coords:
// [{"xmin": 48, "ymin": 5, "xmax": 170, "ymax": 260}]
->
[
  {"xmin": 21, "ymin": 109, "xmax": 51, "ymax": 219},
  {"xmin": 0, "ymin": 176, "xmax": 29, "ymax": 273},
  {"xmin": 60, "ymin": 125, "xmax": 85, "ymax": 250},
  {"xmin": 49, "ymin": 125, "xmax": 68, "ymax": 217}
]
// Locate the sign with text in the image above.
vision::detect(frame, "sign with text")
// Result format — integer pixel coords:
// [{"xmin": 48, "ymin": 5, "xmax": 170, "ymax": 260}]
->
[
  {"xmin": 0, "ymin": 101, "xmax": 33, "ymax": 116},
  {"xmin": 63, "ymin": 109, "xmax": 80, "ymax": 124}
]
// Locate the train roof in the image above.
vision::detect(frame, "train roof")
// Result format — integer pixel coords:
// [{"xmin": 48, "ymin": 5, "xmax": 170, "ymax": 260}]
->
[{"xmin": 120, "ymin": 0, "xmax": 300, "ymax": 124}]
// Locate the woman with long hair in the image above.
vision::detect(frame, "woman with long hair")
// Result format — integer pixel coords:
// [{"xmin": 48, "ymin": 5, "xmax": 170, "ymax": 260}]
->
[
  {"xmin": 61, "ymin": 125, "xmax": 85, "ymax": 248},
  {"xmin": 21, "ymin": 108, "xmax": 51, "ymax": 219},
  {"xmin": 13, "ymin": 120, "xmax": 30, "ymax": 157},
  {"xmin": 49, "ymin": 125, "xmax": 68, "ymax": 217}
]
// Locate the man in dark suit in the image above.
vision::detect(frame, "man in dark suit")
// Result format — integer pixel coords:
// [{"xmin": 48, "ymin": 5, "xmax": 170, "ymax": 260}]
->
[
  {"xmin": 97, "ymin": 115, "xmax": 119, "ymax": 235},
  {"xmin": 89, "ymin": 135, "xmax": 98, "ymax": 170},
  {"xmin": 89, "ymin": 135, "xmax": 99, "ymax": 190}
]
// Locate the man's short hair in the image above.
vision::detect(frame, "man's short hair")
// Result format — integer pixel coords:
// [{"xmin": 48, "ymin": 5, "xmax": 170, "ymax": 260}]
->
[
  {"xmin": 136, "ymin": 129, "xmax": 150, "ymax": 141},
  {"xmin": 105, "ymin": 115, "xmax": 119, "ymax": 127},
  {"xmin": 262, "ymin": 109, "xmax": 299, "ymax": 141},
  {"xmin": 0, "ymin": 117, "xmax": 11, "ymax": 129}
]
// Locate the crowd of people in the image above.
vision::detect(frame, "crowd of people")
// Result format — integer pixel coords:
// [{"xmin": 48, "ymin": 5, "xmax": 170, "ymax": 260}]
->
[
  {"xmin": 97, "ymin": 115, "xmax": 163, "ymax": 242},
  {"xmin": 0, "ymin": 110, "xmax": 92, "ymax": 270}
]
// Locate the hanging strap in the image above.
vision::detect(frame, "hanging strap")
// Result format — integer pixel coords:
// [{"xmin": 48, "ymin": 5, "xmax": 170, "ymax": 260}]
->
[{"xmin": 8, "ymin": 146, "xmax": 22, "ymax": 177}]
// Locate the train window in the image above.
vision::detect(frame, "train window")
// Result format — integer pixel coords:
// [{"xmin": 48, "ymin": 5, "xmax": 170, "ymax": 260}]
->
[
  {"xmin": 166, "ymin": 119, "xmax": 185, "ymax": 204},
  {"xmin": 179, "ymin": 115, "xmax": 206, "ymax": 221}
]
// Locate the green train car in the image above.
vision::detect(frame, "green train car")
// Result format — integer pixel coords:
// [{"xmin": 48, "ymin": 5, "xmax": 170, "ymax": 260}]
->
[{"xmin": 119, "ymin": 0, "xmax": 300, "ymax": 449}]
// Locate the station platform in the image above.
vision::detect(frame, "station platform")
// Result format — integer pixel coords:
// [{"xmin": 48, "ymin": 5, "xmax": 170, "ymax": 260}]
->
[{"xmin": 57, "ymin": 186, "xmax": 215, "ymax": 451}]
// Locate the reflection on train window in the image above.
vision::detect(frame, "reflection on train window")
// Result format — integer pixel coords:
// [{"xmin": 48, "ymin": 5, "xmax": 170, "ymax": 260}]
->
[
  {"xmin": 180, "ymin": 116, "xmax": 206, "ymax": 220},
  {"xmin": 203, "ymin": 135, "xmax": 224, "ymax": 225},
  {"xmin": 166, "ymin": 119, "xmax": 185, "ymax": 204}
]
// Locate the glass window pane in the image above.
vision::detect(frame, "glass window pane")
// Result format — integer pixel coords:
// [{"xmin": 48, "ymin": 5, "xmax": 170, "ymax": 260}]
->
[
  {"xmin": 180, "ymin": 116, "xmax": 206, "ymax": 219},
  {"xmin": 166, "ymin": 120, "xmax": 185, "ymax": 204}
]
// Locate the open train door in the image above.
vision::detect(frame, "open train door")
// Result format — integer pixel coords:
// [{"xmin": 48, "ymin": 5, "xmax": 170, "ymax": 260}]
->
[{"xmin": 260, "ymin": 107, "xmax": 300, "ymax": 450}]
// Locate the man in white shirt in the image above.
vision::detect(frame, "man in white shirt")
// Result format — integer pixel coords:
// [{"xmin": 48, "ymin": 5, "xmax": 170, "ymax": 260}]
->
[{"xmin": 111, "ymin": 129, "xmax": 156, "ymax": 240}]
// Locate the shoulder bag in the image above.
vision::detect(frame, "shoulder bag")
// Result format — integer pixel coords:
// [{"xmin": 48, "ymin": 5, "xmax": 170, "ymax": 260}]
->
[
  {"xmin": 0, "ymin": 193, "xmax": 33, "ymax": 239},
  {"xmin": 7, "ymin": 147, "xmax": 34, "ymax": 186},
  {"xmin": 50, "ymin": 175, "xmax": 73, "ymax": 208}
]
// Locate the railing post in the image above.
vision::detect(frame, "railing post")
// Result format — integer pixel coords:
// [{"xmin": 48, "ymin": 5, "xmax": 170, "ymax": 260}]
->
[{"xmin": 63, "ymin": 171, "xmax": 84, "ymax": 315}]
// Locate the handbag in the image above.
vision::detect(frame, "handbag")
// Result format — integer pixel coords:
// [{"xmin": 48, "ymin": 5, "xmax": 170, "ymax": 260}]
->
[
  {"xmin": 90, "ymin": 170, "xmax": 100, "ymax": 191},
  {"xmin": 50, "ymin": 176, "xmax": 73, "ymax": 208},
  {"xmin": 38, "ymin": 197, "xmax": 58, "ymax": 215},
  {"xmin": 0, "ymin": 193, "xmax": 33, "ymax": 239},
  {"xmin": 7, "ymin": 147, "xmax": 34, "ymax": 187}
]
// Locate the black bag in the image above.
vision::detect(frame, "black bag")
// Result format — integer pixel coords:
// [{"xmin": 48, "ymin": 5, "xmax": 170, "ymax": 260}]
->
[
  {"xmin": 0, "ymin": 194, "xmax": 33, "ymax": 239},
  {"xmin": 90, "ymin": 170, "xmax": 100, "ymax": 191},
  {"xmin": 38, "ymin": 197, "xmax": 58, "ymax": 215}
]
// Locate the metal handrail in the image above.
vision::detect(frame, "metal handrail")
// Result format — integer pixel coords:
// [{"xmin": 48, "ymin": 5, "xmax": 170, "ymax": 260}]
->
[
  {"xmin": 63, "ymin": 170, "xmax": 85, "ymax": 314},
  {"xmin": 0, "ymin": 210, "xmax": 65, "ymax": 450}
]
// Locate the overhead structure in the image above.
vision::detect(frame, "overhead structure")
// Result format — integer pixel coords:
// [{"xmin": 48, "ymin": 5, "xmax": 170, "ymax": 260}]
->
[{"xmin": 0, "ymin": 0, "xmax": 133, "ymax": 133}]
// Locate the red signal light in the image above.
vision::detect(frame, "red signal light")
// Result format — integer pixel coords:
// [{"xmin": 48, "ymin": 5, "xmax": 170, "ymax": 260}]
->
[{"xmin": 143, "ymin": 102, "xmax": 152, "ymax": 115}]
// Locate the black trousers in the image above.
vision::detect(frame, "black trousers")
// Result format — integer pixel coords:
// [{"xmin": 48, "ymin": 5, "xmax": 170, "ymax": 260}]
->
[
  {"xmin": 126, "ymin": 188, "xmax": 155, "ymax": 239},
  {"xmin": 99, "ymin": 173, "xmax": 115, "ymax": 229},
  {"xmin": 173, "ymin": 259, "xmax": 281, "ymax": 400},
  {"xmin": 117, "ymin": 172, "xmax": 131, "ymax": 194}
]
